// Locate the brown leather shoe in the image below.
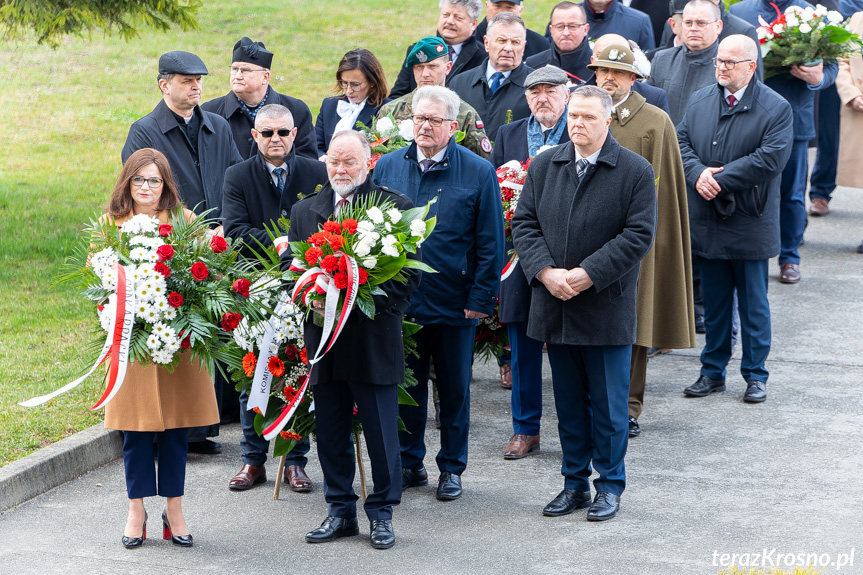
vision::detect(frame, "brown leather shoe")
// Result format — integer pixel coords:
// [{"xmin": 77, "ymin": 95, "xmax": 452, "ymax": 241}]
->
[
  {"xmin": 503, "ymin": 434, "xmax": 540, "ymax": 459},
  {"xmin": 779, "ymin": 263, "xmax": 801, "ymax": 284},
  {"xmin": 286, "ymin": 465, "xmax": 312, "ymax": 492},
  {"xmin": 228, "ymin": 464, "xmax": 266, "ymax": 491},
  {"xmin": 499, "ymin": 363, "xmax": 512, "ymax": 389},
  {"xmin": 808, "ymin": 197, "xmax": 830, "ymax": 216}
]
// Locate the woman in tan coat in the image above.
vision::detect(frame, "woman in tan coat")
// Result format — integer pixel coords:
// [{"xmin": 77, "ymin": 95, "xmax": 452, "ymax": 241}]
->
[
  {"xmin": 102, "ymin": 148, "xmax": 219, "ymax": 548},
  {"xmin": 835, "ymin": 11, "xmax": 863, "ymax": 253}
]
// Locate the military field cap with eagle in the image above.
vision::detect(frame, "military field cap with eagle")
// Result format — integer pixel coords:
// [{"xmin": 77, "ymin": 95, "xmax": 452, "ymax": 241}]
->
[{"xmin": 587, "ymin": 44, "xmax": 644, "ymax": 80}]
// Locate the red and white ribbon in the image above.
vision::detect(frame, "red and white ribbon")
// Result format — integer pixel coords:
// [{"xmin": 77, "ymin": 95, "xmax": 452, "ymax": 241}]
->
[
  {"xmin": 20, "ymin": 262, "xmax": 135, "ymax": 410},
  {"xmin": 501, "ymin": 253, "xmax": 520, "ymax": 282},
  {"xmin": 262, "ymin": 371, "xmax": 311, "ymax": 441}
]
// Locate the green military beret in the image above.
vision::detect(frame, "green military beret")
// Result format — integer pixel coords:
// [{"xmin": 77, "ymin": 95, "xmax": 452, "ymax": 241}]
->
[{"xmin": 405, "ymin": 37, "xmax": 449, "ymax": 68}]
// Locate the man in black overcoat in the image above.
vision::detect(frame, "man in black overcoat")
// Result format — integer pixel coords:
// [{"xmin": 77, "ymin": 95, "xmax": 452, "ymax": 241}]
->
[
  {"xmin": 511, "ymin": 85, "xmax": 656, "ymax": 521},
  {"xmin": 222, "ymin": 104, "xmax": 327, "ymax": 493},
  {"xmin": 201, "ymin": 37, "xmax": 317, "ymax": 161},
  {"xmin": 281, "ymin": 130, "xmax": 420, "ymax": 550}
]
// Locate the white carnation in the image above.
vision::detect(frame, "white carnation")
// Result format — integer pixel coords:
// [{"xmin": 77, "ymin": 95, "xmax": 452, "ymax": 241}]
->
[
  {"xmin": 356, "ymin": 220, "xmax": 375, "ymax": 233},
  {"xmin": 410, "ymin": 219, "xmax": 426, "ymax": 237},
  {"xmin": 362, "ymin": 257, "xmax": 378, "ymax": 269},
  {"xmin": 814, "ymin": 4, "xmax": 828, "ymax": 16},
  {"xmin": 381, "ymin": 235, "xmax": 399, "ymax": 257},
  {"xmin": 354, "ymin": 238, "xmax": 373, "ymax": 257},
  {"xmin": 376, "ymin": 117, "xmax": 395, "ymax": 132},
  {"xmin": 366, "ymin": 207, "xmax": 384, "ymax": 224},
  {"xmin": 786, "ymin": 14, "xmax": 799, "ymax": 27},
  {"xmin": 799, "ymin": 22, "xmax": 812, "ymax": 33},
  {"xmin": 387, "ymin": 208, "xmax": 403, "ymax": 223},
  {"xmin": 827, "ymin": 10, "xmax": 843, "ymax": 24},
  {"xmin": 398, "ymin": 119, "xmax": 415, "ymax": 141}
]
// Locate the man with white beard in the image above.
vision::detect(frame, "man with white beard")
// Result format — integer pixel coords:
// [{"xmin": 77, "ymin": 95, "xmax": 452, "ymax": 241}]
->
[{"xmin": 280, "ymin": 130, "xmax": 421, "ymax": 549}]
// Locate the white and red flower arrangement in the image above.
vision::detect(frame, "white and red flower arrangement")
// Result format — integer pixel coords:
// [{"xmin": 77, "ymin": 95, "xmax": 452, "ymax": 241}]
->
[
  {"xmin": 20, "ymin": 211, "xmax": 271, "ymax": 410},
  {"xmin": 497, "ymin": 158, "xmax": 532, "ymax": 281},
  {"xmin": 756, "ymin": 3, "xmax": 862, "ymax": 79},
  {"xmin": 357, "ymin": 114, "xmax": 415, "ymax": 169}
]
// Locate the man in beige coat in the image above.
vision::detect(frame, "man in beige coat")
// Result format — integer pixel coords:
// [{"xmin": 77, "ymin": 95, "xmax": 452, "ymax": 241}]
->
[
  {"xmin": 589, "ymin": 44, "xmax": 696, "ymax": 437},
  {"xmin": 835, "ymin": 10, "xmax": 863, "ymax": 253}
]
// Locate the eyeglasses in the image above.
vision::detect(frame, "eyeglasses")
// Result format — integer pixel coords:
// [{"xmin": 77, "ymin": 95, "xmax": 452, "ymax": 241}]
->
[
  {"xmin": 230, "ymin": 66, "xmax": 267, "ymax": 75},
  {"xmin": 682, "ymin": 19, "xmax": 718, "ymax": 29},
  {"xmin": 131, "ymin": 176, "xmax": 163, "ymax": 188},
  {"xmin": 550, "ymin": 23, "xmax": 588, "ymax": 31},
  {"xmin": 256, "ymin": 128, "xmax": 293, "ymax": 138},
  {"xmin": 713, "ymin": 58, "xmax": 752, "ymax": 69},
  {"xmin": 338, "ymin": 80, "xmax": 367, "ymax": 91},
  {"xmin": 411, "ymin": 115, "xmax": 454, "ymax": 127}
]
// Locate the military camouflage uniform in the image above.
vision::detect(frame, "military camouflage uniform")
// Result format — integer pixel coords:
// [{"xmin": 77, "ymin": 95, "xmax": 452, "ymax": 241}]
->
[{"xmin": 377, "ymin": 90, "xmax": 493, "ymax": 160}]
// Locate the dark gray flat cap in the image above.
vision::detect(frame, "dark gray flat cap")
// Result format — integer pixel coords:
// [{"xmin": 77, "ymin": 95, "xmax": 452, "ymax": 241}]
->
[
  {"xmin": 158, "ymin": 51, "xmax": 209, "ymax": 75},
  {"xmin": 524, "ymin": 65, "xmax": 569, "ymax": 89}
]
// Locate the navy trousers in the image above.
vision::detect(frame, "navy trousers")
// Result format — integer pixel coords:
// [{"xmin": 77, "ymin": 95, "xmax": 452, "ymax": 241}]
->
[
  {"xmin": 809, "ymin": 85, "xmax": 840, "ymax": 202},
  {"xmin": 400, "ymin": 324, "xmax": 475, "ymax": 475},
  {"xmin": 779, "ymin": 140, "xmax": 809, "ymax": 265},
  {"xmin": 508, "ymin": 321, "xmax": 544, "ymax": 436},
  {"xmin": 698, "ymin": 258, "xmax": 771, "ymax": 383},
  {"xmin": 546, "ymin": 344, "xmax": 630, "ymax": 496},
  {"xmin": 239, "ymin": 389, "xmax": 310, "ymax": 467},
  {"xmin": 122, "ymin": 428, "xmax": 188, "ymax": 499},
  {"xmin": 314, "ymin": 381, "xmax": 401, "ymax": 521}
]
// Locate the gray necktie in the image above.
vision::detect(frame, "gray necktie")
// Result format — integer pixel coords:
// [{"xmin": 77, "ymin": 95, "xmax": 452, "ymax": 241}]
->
[
  {"xmin": 420, "ymin": 158, "xmax": 436, "ymax": 172},
  {"xmin": 576, "ymin": 159, "xmax": 590, "ymax": 179},
  {"xmin": 273, "ymin": 167, "xmax": 285, "ymax": 194}
]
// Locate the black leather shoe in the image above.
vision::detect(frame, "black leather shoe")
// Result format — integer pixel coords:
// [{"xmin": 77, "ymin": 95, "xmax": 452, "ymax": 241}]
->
[
  {"xmin": 542, "ymin": 489, "xmax": 591, "ymax": 517},
  {"xmin": 695, "ymin": 314, "xmax": 705, "ymax": 334},
  {"xmin": 743, "ymin": 380, "xmax": 767, "ymax": 403},
  {"xmin": 187, "ymin": 439, "xmax": 221, "ymax": 454},
  {"xmin": 401, "ymin": 465, "xmax": 428, "ymax": 490},
  {"xmin": 161, "ymin": 510, "xmax": 192, "ymax": 547},
  {"xmin": 305, "ymin": 516, "xmax": 359, "ymax": 543},
  {"xmin": 628, "ymin": 416, "xmax": 641, "ymax": 438},
  {"xmin": 121, "ymin": 511, "xmax": 147, "ymax": 549},
  {"xmin": 369, "ymin": 519, "xmax": 395, "ymax": 549},
  {"xmin": 684, "ymin": 375, "xmax": 726, "ymax": 397},
  {"xmin": 587, "ymin": 492, "xmax": 620, "ymax": 521},
  {"xmin": 436, "ymin": 472, "xmax": 462, "ymax": 501}
]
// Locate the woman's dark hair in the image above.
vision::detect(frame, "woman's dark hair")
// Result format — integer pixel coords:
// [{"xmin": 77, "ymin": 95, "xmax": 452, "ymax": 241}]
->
[
  {"xmin": 107, "ymin": 148, "xmax": 183, "ymax": 218},
  {"xmin": 334, "ymin": 48, "xmax": 389, "ymax": 107}
]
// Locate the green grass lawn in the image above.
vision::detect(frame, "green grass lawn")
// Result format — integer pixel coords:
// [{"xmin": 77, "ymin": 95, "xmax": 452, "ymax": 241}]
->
[{"xmin": 0, "ymin": 0, "xmax": 560, "ymax": 466}]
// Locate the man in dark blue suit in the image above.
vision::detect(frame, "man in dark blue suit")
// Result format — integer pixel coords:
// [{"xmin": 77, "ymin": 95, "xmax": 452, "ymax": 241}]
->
[
  {"xmin": 373, "ymin": 86, "xmax": 504, "ymax": 502},
  {"xmin": 512, "ymin": 85, "xmax": 657, "ymax": 521},
  {"xmin": 473, "ymin": 0, "xmax": 550, "ymax": 58},
  {"xmin": 222, "ymin": 104, "xmax": 328, "ymax": 493},
  {"xmin": 580, "ymin": 0, "xmax": 656, "ymax": 49},
  {"xmin": 492, "ymin": 65, "xmax": 570, "ymax": 461},
  {"xmin": 283, "ymin": 131, "xmax": 421, "ymax": 549}
]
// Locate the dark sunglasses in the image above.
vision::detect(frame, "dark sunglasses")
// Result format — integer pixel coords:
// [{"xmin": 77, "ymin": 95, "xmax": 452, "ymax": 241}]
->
[{"xmin": 257, "ymin": 128, "xmax": 293, "ymax": 138}]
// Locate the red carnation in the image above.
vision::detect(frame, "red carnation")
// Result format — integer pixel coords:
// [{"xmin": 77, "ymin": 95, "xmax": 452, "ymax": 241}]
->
[
  {"xmin": 305, "ymin": 246, "xmax": 323, "ymax": 267},
  {"xmin": 285, "ymin": 345, "xmax": 299, "ymax": 361},
  {"xmin": 333, "ymin": 272, "xmax": 348, "ymax": 290},
  {"xmin": 341, "ymin": 218, "xmax": 358, "ymax": 234},
  {"xmin": 154, "ymin": 262, "xmax": 171, "ymax": 278},
  {"xmin": 190, "ymin": 262, "xmax": 209, "ymax": 281},
  {"xmin": 210, "ymin": 235, "xmax": 228, "ymax": 253},
  {"xmin": 167, "ymin": 292, "xmax": 184, "ymax": 308},
  {"xmin": 221, "ymin": 312, "xmax": 241, "ymax": 332},
  {"xmin": 337, "ymin": 254, "xmax": 348, "ymax": 272},
  {"xmin": 158, "ymin": 224, "xmax": 172, "ymax": 237},
  {"xmin": 232, "ymin": 278, "xmax": 250, "ymax": 297},
  {"xmin": 320, "ymin": 255, "xmax": 339, "ymax": 274},
  {"xmin": 268, "ymin": 356, "xmax": 285, "ymax": 377},
  {"xmin": 322, "ymin": 221, "xmax": 341, "ymax": 234},
  {"xmin": 308, "ymin": 232, "xmax": 329, "ymax": 247},
  {"xmin": 327, "ymin": 235, "xmax": 344, "ymax": 251},
  {"xmin": 156, "ymin": 245, "xmax": 174, "ymax": 261},
  {"xmin": 358, "ymin": 268, "xmax": 369, "ymax": 285}
]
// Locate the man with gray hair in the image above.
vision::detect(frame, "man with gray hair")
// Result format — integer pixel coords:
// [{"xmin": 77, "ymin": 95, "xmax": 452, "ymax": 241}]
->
[
  {"xmin": 221, "ymin": 103, "xmax": 327, "ymax": 493},
  {"xmin": 282, "ymin": 129, "xmax": 420, "ymax": 549},
  {"xmin": 512, "ymin": 85, "xmax": 656, "ymax": 521},
  {"xmin": 373, "ymin": 86, "xmax": 504, "ymax": 503},
  {"xmin": 449, "ymin": 11, "xmax": 535, "ymax": 139},
  {"xmin": 390, "ymin": 0, "xmax": 488, "ymax": 98},
  {"xmin": 473, "ymin": 1, "xmax": 550, "ymax": 58}
]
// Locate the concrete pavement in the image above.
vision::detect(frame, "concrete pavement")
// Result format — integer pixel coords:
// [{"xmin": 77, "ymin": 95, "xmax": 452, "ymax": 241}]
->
[{"xmin": 1, "ymin": 184, "xmax": 861, "ymax": 575}]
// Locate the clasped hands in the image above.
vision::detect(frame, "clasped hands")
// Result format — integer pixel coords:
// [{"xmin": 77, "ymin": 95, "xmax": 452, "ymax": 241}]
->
[
  {"xmin": 696, "ymin": 166, "xmax": 724, "ymax": 200},
  {"xmin": 538, "ymin": 266, "xmax": 593, "ymax": 301}
]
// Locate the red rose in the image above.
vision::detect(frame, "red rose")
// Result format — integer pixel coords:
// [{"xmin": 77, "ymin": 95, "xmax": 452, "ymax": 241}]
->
[
  {"xmin": 341, "ymin": 218, "xmax": 358, "ymax": 234},
  {"xmin": 232, "ymin": 278, "xmax": 250, "ymax": 297},
  {"xmin": 305, "ymin": 246, "xmax": 323, "ymax": 267},
  {"xmin": 285, "ymin": 345, "xmax": 299, "ymax": 361},
  {"xmin": 358, "ymin": 268, "xmax": 369, "ymax": 285},
  {"xmin": 268, "ymin": 356, "xmax": 285, "ymax": 377},
  {"xmin": 333, "ymin": 272, "xmax": 348, "ymax": 290},
  {"xmin": 154, "ymin": 262, "xmax": 171, "ymax": 278},
  {"xmin": 158, "ymin": 224, "xmax": 172, "ymax": 237},
  {"xmin": 181, "ymin": 334, "xmax": 191, "ymax": 349},
  {"xmin": 327, "ymin": 235, "xmax": 344, "ymax": 251},
  {"xmin": 190, "ymin": 262, "xmax": 209, "ymax": 281},
  {"xmin": 167, "ymin": 292, "xmax": 184, "ymax": 308},
  {"xmin": 221, "ymin": 312, "xmax": 241, "ymax": 332},
  {"xmin": 156, "ymin": 245, "xmax": 174, "ymax": 261},
  {"xmin": 320, "ymin": 255, "xmax": 339, "ymax": 274},
  {"xmin": 210, "ymin": 235, "xmax": 228, "ymax": 253},
  {"xmin": 297, "ymin": 374, "xmax": 308, "ymax": 386},
  {"xmin": 322, "ymin": 221, "xmax": 341, "ymax": 234}
]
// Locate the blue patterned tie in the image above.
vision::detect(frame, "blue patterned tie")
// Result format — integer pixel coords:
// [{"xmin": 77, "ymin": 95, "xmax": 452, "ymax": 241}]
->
[
  {"xmin": 576, "ymin": 159, "xmax": 589, "ymax": 179},
  {"xmin": 490, "ymin": 72, "xmax": 504, "ymax": 95},
  {"xmin": 273, "ymin": 167, "xmax": 285, "ymax": 195}
]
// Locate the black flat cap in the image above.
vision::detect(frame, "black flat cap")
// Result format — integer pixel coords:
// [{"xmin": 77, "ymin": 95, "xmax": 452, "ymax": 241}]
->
[
  {"xmin": 158, "ymin": 51, "xmax": 208, "ymax": 75},
  {"xmin": 232, "ymin": 37, "xmax": 274, "ymax": 69}
]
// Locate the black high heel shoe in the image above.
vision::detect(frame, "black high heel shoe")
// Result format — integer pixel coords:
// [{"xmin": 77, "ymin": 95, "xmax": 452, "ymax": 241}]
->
[
  {"xmin": 162, "ymin": 509, "xmax": 193, "ymax": 547},
  {"xmin": 122, "ymin": 510, "xmax": 147, "ymax": 549}
]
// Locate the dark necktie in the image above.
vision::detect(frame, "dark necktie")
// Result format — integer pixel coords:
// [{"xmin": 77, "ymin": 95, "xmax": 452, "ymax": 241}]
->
[
  {"xmin": 420, "ymin": 158, "xmax": 436, "ymax": 172},
  {"xmin": 490, "ymin": 72, "xmax": 504, "ymax": 95},
  {"xmin": 576, "ymin": 158, "xmax": 590, "ymax": 179},
  {"xmin": 727, "ymin": 94, "xmax": 737, "ymax": 107},
  {"xmin": 336, "ymin": 198, "xmax": 349, "ymax": 214},
  {"xmin": 273, "ymin": 167, "xmax": 285, "ymax": 194},
  {"xmin": 449, "ymin": 48, "xmax": 456, "ymax": 63}
]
